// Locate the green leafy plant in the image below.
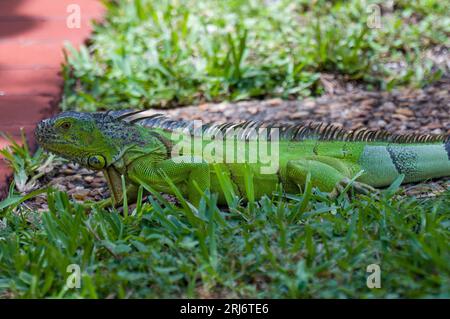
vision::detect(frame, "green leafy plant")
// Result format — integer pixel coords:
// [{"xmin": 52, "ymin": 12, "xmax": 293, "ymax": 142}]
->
[
  {"xmin": 61, "ymin": 0, "xmax": 449, "ymax": 111},
  {"xmin": 0, "ymin": 130, "xmax": 57, "ymax": 194}
]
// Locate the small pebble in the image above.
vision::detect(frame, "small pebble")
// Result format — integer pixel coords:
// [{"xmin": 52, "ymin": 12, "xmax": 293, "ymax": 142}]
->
[
  {"xmin": 84, "ymin": 176, "xmax": 94, "ymax": 183},
  {"xmin": 72, "ymin": 189, "xmax": 91, "ymax": 200}
]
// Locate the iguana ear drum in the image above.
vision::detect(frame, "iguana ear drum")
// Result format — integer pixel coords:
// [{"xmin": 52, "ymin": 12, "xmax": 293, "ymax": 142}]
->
[{"xmin": 88, "ymin": 155, "xmax": 106, "ymax": 169}]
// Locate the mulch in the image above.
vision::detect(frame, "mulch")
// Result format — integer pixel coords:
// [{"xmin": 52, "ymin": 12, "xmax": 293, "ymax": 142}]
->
[{"xmin": 157, "ymin": 75, "xmax": 450, "ymax": 135}]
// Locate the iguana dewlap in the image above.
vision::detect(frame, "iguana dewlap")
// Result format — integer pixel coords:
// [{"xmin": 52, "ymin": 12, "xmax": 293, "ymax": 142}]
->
[{"xmin": 35, "ymin": 110, "xmax": 450, "ymax": 206}]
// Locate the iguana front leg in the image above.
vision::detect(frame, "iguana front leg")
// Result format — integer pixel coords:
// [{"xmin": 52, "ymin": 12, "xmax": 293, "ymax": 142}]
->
[
  {"xmin": 286, "ymin": 156, "xmax": 375, "ymax": 196},
  {"xmin": 127, "ymin": 155, "xmax": 210, "ymax": 206},
  {"xmin": 102, "ymin": 166, "xmax": 138, "ymax": 207}
]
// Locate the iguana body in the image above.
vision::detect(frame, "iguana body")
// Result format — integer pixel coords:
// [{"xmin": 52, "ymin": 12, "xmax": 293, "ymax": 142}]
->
[{"xmin": 35, "ymin": 111, "xmax": 450, "ymax": 206}]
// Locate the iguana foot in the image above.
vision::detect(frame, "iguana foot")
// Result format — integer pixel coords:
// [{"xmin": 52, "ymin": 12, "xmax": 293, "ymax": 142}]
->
[
  {"xmin": 84, "ymin": 198, "xmax": 114, "ymax": 209},
  {"xmin": 330, "ymin": 178, "xmax": 378, "ymax": 199}
]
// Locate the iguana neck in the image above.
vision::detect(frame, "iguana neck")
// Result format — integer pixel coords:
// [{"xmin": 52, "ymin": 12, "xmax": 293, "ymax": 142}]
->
[{"xmin": 109, "ymin": 127, "xmax": 172, "ymax": 172}]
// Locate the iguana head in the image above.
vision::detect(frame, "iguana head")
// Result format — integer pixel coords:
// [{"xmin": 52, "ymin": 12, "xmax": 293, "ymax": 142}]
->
[{"xmin": 35, "ymin": 111, "xmax": 144, "ymax": 170}]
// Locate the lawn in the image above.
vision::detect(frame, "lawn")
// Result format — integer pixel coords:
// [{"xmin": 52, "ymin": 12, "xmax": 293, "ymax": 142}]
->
[{"xmin": 0, "ymin": 0, "xmax": 449, "ymax": 298}]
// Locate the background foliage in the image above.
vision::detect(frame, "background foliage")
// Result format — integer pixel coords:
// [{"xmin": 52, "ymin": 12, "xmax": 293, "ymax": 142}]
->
[{"xmin": 62, "ymin": 0, "xmax": 450, "ymax": 111}]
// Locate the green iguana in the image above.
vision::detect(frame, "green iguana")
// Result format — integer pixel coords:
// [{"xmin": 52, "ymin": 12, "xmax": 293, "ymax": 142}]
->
[{"xmin": 35, "ymin": 110, "xmax": 450, "ymax": 206}]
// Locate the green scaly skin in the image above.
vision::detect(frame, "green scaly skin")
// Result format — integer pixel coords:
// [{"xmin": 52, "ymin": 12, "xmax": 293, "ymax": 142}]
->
[{"xmin": 35, "ymin": 111, "xmax": 450, "ymax": 206}]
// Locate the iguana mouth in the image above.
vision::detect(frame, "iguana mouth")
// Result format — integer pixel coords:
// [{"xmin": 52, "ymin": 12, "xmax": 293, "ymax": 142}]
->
[
  {"xmin": 35, "ymin": 118, "xmax": 67, "ymax": 150},
  {"xmin": 35, "ymin": 118, "xmax": 53, "ymax": 145}
]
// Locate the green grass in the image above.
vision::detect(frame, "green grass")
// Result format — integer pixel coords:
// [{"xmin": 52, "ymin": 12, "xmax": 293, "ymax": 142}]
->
[
  {"xmin": 0, "ymin": 131, "xmax": 59, "ymax": 195},
  {"xmin": 61, "ymin": 0, "xmax": 449, "ymax": 111},
  {"xmin": 0, "ymin": 140, "xmax": 449, "ymax": 298}
]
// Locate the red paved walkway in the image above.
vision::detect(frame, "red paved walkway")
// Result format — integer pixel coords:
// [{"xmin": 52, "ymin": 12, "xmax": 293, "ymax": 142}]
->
[{"xmin": 0, "ymin": 0, "xmax": 104, "ymax": 198}]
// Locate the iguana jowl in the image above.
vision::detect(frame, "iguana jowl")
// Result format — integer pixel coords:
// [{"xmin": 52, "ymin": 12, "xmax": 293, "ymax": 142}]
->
[{"xmin": 35, "ymin": 111, "xmax": 450, "ymax": 206}]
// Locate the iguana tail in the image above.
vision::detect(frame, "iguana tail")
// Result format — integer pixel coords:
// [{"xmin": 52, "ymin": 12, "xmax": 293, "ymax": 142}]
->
[{"xmin": 359, "ymin": 140, "xmax": 450, "ymax": 186}]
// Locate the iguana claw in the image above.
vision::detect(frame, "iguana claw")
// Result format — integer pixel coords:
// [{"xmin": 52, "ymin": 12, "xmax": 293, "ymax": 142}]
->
[{"xmin": 330, "ymin": 178, "xmax": 379, "ymax": 199}]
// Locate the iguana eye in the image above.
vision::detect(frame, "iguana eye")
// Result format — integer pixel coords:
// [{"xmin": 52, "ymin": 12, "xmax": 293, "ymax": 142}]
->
[
  {"xmin": 88, "ymin": 155, "xmax": 106, "ymax": 169},
  {"xmin": 57, "ymin": 121, "xmax": 72, "ymax": 130},
  {"xmin": 62, "ymin": 122, "xmax": 71, "ymax": 129}
]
